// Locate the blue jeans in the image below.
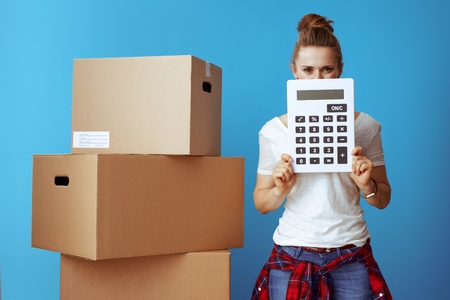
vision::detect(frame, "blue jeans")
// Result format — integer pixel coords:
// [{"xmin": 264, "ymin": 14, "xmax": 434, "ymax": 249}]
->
[{"xmin": 268, "ymin": 245, "xmax": 372, "ymax": 300}]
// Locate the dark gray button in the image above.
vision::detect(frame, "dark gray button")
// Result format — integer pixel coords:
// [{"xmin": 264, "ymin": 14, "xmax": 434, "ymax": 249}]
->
[
  {"xmin": 310, "ymin": 147, "xmax": 319, "ymax": 154},
  {"xmin": 296, "ymin": 147, "xmax": 306, "ymax": 154},
  {"xmin": 296, "ymin": 116, "xmax": 305, "ymax": 123},
  {"xmin": 296, "ymin": 126, "xmax": 305, "ymax": 133},
  {"xmin": 309, "ymin": 126, "xmax": 319, "ymax": 133},
  {"xmin": 324, "ymin": 136, "xmax": 333, "ymax": 143},
  {"xmin": 338, "ymin": 147, "xmax": 347, "ymax": 164},
  {"xmin": 296, "ymin": 137, "xmax": 305, "ymax": 144},
  {"xmin": 309, "ymin": 116, "xmax": 319, "ymax": 122},
  {"xmin": 324, "ymin": 147, "xmax": 333, "ymax": 154},
  {"xmin": 338, "ymin": 136, "xmax": 347, "ymax": 143},
  {"xmin": 310, "ymin": 157, "xmax": 320, "ymax": 164},
  {"xmin": 337, "ymin": 115, "xmax": 347, "ymax": 122},
  {"xmin": 327, "ymin": 104, "xmax": 347, "ymax": 113},
  {"xmin": 296, "ymin": 157, "xmax": 306, "ymax": 165},
  {"xmin": 310, "ymin": 136, "xmax": 319, "ymax": 143}
]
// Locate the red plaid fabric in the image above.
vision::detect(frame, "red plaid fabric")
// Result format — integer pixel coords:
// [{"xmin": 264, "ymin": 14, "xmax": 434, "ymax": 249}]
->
[{"xmin": 251, "ymin": 239, "xmax": 392, "ymax": 300}]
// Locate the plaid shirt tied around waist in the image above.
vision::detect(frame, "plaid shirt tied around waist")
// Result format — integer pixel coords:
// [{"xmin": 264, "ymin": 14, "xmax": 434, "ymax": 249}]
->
[{"xmin": 251, "ymin": 239, "xmax": 392, "ymax": 300}]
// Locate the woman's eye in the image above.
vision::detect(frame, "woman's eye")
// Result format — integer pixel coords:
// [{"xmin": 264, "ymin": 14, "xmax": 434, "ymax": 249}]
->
[{"xmin": 303, "ymin": 68, "xmax": 312, "ymax": 73}]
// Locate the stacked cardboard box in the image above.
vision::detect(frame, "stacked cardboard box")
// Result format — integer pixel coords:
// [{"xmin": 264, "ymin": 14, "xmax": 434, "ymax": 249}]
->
[{"xmin": 32, "ymin": 56, "xmax": 244, "ymax": 299}]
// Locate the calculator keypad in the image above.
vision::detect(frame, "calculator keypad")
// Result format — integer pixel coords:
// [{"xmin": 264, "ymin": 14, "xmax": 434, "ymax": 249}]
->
[{"xmin": 294, "ymin": 114, "xmax": 349, "ymax": 169}]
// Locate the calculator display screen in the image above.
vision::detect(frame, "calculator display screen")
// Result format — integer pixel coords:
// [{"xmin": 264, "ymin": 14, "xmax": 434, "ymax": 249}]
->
[{"xmin": 297, "ymin": 89, "xmax": 344, "ymax": 101}]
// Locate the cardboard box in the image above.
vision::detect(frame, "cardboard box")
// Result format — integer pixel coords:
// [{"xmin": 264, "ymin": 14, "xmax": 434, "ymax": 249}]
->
[
  {"xmin": 71, "ymin": 55, "xmax": 222, "ymax": 155},
  {"xmin": 61, "ymin": 250, "xmax": 230, "ymax": 300},
  {"xmin": 32, "ymin": 154, "xmax": 244, "ymax": 260}
]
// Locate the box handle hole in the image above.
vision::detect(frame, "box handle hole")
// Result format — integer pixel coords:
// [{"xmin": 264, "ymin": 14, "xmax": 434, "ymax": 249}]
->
[
  {"xmin": 202, "ymin": 82, "xmax": 212, "ymax": 93},
  {"xmin": 55, "ymin": 176, "xmax": 69, "ymax": 186}
]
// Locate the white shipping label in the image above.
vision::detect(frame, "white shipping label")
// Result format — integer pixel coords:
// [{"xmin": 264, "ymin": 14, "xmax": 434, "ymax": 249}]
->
[{"xmin": 73, "ymin": 132, "xmax": 110, "ymax": 148}]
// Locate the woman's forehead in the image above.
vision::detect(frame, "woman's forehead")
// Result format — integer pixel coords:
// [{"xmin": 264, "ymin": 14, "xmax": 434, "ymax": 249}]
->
[{"xmin": 296, "ymin": 46, "xmax": 338, "ymax": 65}]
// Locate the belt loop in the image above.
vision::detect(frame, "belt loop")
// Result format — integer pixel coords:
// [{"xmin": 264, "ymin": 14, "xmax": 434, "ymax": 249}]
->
[
  {"xmin": 336, "ymin": 247, "xmax": 341, "ymax": 256},
  {"xmin": 295, "ymin": 246, "xmax": 303, "ymax": 258}
]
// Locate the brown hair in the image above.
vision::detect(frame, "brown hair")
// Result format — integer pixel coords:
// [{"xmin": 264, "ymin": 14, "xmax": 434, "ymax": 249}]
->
[{"xmin": 291, "ymin": 14, "xmax": 342, "ymax": 71}]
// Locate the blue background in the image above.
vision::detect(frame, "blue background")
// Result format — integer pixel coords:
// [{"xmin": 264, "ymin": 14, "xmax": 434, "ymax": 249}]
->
[{"xmin": 1, "ymin": 0, "xmax": 449, "ymax": 299}]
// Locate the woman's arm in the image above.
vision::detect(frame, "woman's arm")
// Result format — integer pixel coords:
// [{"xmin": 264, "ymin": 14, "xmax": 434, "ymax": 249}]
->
[
  {"xmin": 350, "ymin": 147, "xmax": 391, "ymax": 209},
  {"xmin": 253, "ymin": 154, "xmax": 297, "ymax": 214},
  {"xmin": 357, "ymin": 165, "xmax": 391, "ymax": 209}
]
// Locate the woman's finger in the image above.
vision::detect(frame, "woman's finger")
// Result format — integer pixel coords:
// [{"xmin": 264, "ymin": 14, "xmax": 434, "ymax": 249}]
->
[
  {"xmin": 281, "ymin": 153, "xmax": 293, "ymax": 163},
  {"xmin": 352, "ymin": 157, "xmax": 373, "ymax": 176},
  {"xmin": 273, "ymin": 167, "xmax": 290, "ymax": 182},
  {"xmin": 351, "ymin": 146, "xmax": 363, "ymax": 156}
]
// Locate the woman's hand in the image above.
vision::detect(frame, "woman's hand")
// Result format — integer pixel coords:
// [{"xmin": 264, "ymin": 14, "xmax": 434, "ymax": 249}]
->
[
  {"xmin": 272, "ymin": 154, "xmax": 297, "ymax": 197},
  {"xmin": 350, "ymin": 146, "xmax": 391, "ymax": 209},
  {"xmin": 253, "ymin": 154, "xmax": 297, "ymax": 214},
  {"xmin": 350, "ymin": 146, "xmax": 374, "ymax": 190}
]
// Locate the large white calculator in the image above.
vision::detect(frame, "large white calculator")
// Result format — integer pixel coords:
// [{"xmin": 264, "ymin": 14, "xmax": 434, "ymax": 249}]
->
[{"xmin": 287, "ymin": 78, "xmax": 355, "ymax": 173}]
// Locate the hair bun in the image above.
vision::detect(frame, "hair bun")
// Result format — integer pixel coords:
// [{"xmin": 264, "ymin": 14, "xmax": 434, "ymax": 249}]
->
[{"xmin": 297, "ymin": 13, "xmax": 334, "ymax": 33}]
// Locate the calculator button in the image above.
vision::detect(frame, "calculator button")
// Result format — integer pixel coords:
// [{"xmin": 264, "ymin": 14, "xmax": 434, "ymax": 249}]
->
[
  {"xmin": 296, "ymin": 126, "xmax": 306, "ymax": 133},
  {"xmin": 309, "ymin": 126, "xmax": 319, "ymax": 133},
  {"xmin": 296, "ymin": 116, "xmax": 306, "ymax": 123},
  {"xmin": 310, "ymin": 157, "xmax": 320, "ymax": 164},
  {"xmin": 310, "ymin": 147, "xmax": 319, "ymax": 154},
  {"xmin": 338, "ymin": 136, "xmax": 347, "ymax": 143},
  {"xmin": 324, "ymin": 157, "xmax": 334, "ymax": 164},
  {"xmin": 310, "ymin": 137, "xmax": 320, "ymax": 143},
  {"xmin": 324, "ymin": 136, "xmax": 334, "ymax": 143},
  {"xmin": 323, "ymin": 126, "xmax": 333, "ymax": 133},
  {"xmin": 296, "ymin": 157, "xmax": 306, "ymax": 165},
  {"xmin": 338, "ymin": 147, "xmax": 348, "ymax": 164},
  {"xmin": 296, "ymin": 147, "xmax": 306, "ymax": 154},
  {"xmin": 338, "ymin": 126, "xmax": 347, "ymax": 132},
  {"xmin": 327, "ymin": 104, "xmax": 347, "ymax": 113},
  {"xmin": 323, "ymin": 115, "xmax": 333, "ymax": 122},
  {"xmin": 337, "ymin": 115, "xmax": 347, "ymax": 122},
  {"xmin": 324, "ymin": 147, "xmax": 334, "ymax": 154},
  {"xmin": 296, "ymin": 137, "xmax": 306, "ymax": 144},
  {"xmin": 309, "ymin": 116, "xmax": 319, "ymax": 122}
]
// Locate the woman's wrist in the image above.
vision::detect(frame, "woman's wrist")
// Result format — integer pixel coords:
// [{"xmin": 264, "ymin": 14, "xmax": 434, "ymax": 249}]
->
[
  {"xmin": 356, "ymin": 178, "xmax": 377, "ymax": 199},
  {"xmin": 273, "ymin": 185, "xmax": 291, "ymax": 199}
]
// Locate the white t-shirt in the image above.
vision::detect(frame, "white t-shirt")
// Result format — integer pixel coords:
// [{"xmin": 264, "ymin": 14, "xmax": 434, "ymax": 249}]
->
[{"xmin": 257, "ymin": 112, "xmax": 385, "ymax": 248}]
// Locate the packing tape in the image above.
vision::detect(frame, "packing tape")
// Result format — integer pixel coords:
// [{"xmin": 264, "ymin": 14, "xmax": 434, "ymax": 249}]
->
[{"xmin": 206, "ymin": 62, "xmax": 211, "ymax": 78}]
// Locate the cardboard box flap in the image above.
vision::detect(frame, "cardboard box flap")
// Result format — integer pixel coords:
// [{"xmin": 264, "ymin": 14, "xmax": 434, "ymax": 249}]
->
[{"xmin": 190, "ymin": 56, "xmax": 222, "ymax": 154}]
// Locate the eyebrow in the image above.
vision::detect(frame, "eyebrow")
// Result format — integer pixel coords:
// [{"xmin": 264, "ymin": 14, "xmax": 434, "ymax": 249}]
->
[{"xmin": 300, "ymin": 65, "xmax": 335, "ymax": 69}]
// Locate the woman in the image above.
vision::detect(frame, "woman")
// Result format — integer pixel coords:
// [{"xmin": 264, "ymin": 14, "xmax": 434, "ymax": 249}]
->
[{"xmin": 251, "ymin": 14, "xmax": 392, "ymax": 300}]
